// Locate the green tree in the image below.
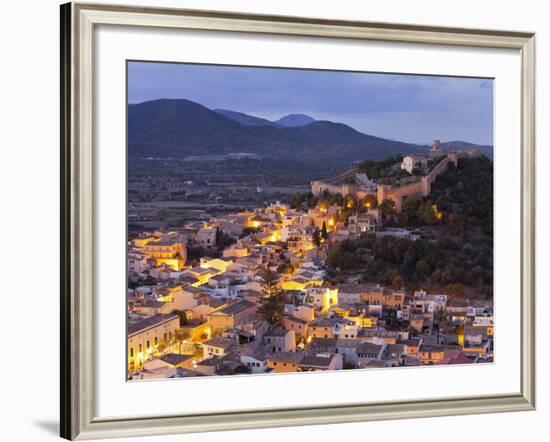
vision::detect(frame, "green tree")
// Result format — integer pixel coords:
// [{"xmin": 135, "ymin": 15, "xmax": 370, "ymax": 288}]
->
[
  {"xmin": 321, "ymin": 221, "xmax": 328, "ymax": 241},
  {"xmin": 258, "ymin": 292, "xmax": 285, "ymax": 325},
  {"xmin": 174, "ymin": 329, "xmax": 190, "ymax": 354},
  {"xmin": 260, "ymin": 268, "xmax": 279, "ymax": 298},
  {"xmin": 379, "ymin": 198, "xmax": 396, "ymax": 217},
  {"xmin": 313, "ymin": 228, "xmax": 321, "ymax": 247},
  {"xmin": 361, "ymin": 194, "xmax": 378, "ymax": 209},
  {"xmin": 172, "ymin": 309, "xmax": 188, "ymax": 326}
]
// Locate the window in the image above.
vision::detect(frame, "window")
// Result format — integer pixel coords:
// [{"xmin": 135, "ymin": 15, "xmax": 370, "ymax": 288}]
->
[
  {"xmin": 138, "ymin": 344, "xmax": 142, "ymax": 352},
  {"xmin": 146, "ymin": 340, "xmax": 150, "ymax": 349},
  {"xmin": 130, "ymin": 348, "xmax": 134, "ymax": 357},
  {"xmin": 154, "ymin": 337, "xmax": 158, "ymax": 346}
]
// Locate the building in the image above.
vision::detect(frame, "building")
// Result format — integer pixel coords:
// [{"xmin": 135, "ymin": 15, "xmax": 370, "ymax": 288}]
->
[
  {"xmin": 263, "ymin": 327, "xmax": 296, "ymax": 352},
  {"xmin": 282, "ymin": 315, "xmax": 309, "ymax": 340},
  {"xmin": 127, "ymin": 314, "xmax": 180, "ymax": 372},
  {"xmin": 207, "ymin": 300, "xmax": 258, "ymax": 334},
  {"xmin": 197, "ymin": 227, "xmax": 216, "ymax": 248},
  {"xmin": 299, "ymin": 353, "xmax": 343, "ymax": 371},
  {"xmin": 202, "ymin": 336, "xmax": 234, "ymax": 359},
  {"xmin": 348, "ymin": 211, "xmax": 380, "ymax": 234},
  {"xmin": 361, "ymin": 287, "xmax": 405, "ymax": 310},
  {"xmin": 429, "ymin": 139, "xmax": 445, "ymax": 158},
  {"xmin": 418, "ymin": 344, "xmax": 446, "ymax": 365},
  {"xmin": 305, "ymin": 286, "xmax": 339, "ymax": 312},
  {"xmin": 401, "ymin": 155, "xmax": 429, "ymax": 174},
  {"xmin": 142, "ymin": 233, "xmax": 187, "ymax": 270},
  {"xmin": 356, "ymin": 343, "xmax": 385, "ymax": 367},
  {"xmin": 267, "ymin": 352, "xmax": 305, "ymax": 373}
]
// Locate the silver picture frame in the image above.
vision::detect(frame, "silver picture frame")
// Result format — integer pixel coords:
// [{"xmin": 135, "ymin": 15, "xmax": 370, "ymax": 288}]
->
[{"xmin": 60, "ymin": 2, "xmax": 536, "ymax": 440}]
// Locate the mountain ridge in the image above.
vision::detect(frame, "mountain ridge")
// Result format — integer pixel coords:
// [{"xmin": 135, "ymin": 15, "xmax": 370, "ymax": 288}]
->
[{"xmin": 128, "ymin": 98, "xmax": 492, "ymax": 161}]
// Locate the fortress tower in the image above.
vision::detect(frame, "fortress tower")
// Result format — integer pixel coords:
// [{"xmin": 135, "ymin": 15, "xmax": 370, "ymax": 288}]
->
[{"xmin": 429, "ymin": 139, "xmax": 444, "ymax": 158}]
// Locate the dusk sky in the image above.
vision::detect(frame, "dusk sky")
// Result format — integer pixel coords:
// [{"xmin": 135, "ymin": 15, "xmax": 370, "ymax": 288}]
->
[{"xmin": 128, "ymin": 61, "xmax": 493, "ymax": 146}]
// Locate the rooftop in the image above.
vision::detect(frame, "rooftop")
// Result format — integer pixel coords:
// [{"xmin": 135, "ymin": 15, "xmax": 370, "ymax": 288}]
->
[{"xmin": 127, "ymin": 314, "xmax": 179, "ymax": 337}]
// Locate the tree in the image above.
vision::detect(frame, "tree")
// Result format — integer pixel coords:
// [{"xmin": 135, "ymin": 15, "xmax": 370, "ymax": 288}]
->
[
  {"xmin": 361, "ymin": 194, "xmax": 378, "ymax": 209},
  {"xmin": 445, "ymin": 283, "xmax": 465, "ymax": 297},
  {"xmin": 312, "ymin": 227, "xmax": 321, "ymax": 247},
  {"xmin": 172, "ymin": 309, "xmax": 188, "ymax": 326},
  {"xmin": 174, "ymin": 329, "xmax": 190, "ymax": 354},
  {"xmin": 260, "ymin": 268, "xmax": 279, "ymax": 298},
  {"xmin": 321, "ymin": 221, "xmax": 328, "ymax": 242},
  {"xmin": 379, "ymin": 198, "xmax": 396, "ymax": 218},
  {"xmin": 418, "ymin": 201, "xmax": 438, "ymax": 225},
  {"xmin": 277, "ymin": 263, "xmax": 294, "ymax": 275},
  {"xmin": 215, "ymin": 227, "xmax": 236, "ymax": 250},
  {"xmin": 157, "ymin": 338, "xmax": 168, "ymax": 354},
  {"xmin": 258, "ymin": 292, "xmax": 285, "ymax": 325}
]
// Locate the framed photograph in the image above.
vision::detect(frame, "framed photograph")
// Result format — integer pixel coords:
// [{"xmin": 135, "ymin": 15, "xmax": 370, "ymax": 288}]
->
[{"xmin": 60, "ymin": 2, "xmax": 536, "ymax": 440}]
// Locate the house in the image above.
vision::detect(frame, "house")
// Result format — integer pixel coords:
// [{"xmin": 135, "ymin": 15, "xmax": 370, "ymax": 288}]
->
[
  {"xmin": 202, "ymin": 336, "xmax": 234, "ymax": 359},
  {"xmin": 397, "ymin": 339, "xmax": 422, "ymax": 357},
  {"xmin": 128, "ymin": 251, "xmax": 150, "ymax": 274},
  {"xmin": 281, "ymin": 276, "xmax": 321, "ymax": 291},
  {"xmin": 299, "ymin": 353, "xmax": 343, "ymax": 371},
  {"xmin": 281, "ymin": 315, "xmax": 309, "ymax": 340},
  {"xmin": 207, "ymin": 300, "xmax": 258, "ymax": 334},
  {"xmin": 158, "ymin": 285, "xmax": 201, "ymax": 312},
  {"xmin": 200, "ymin": 257, "xmax": 233, "ymax": 273},
  {"xmin": 384, "ymin": 343, "xmax": 406, "ymax": 366},
  {"xmin": 142, "ymin": 233, "xmax": 187, "ymax": 270},
  {"xmin": 182, "ymin": 266, "xmax": 218, "ymax": 286},
  {"xmin": 361, "ymin": 287, "xmax": 405, "ymax": 310},
  {"xmin": 284, "ymin": 304, "xmax": 314, "ymax": 322},
  {"xmin": 263, "ymin": 326, "xmax": 296, "ymax": 352},
  {"xmin": 401, "ymin": 155, "xmax": 428, "ymax": 174},
  {"xmin": 240, "ymin": 353, "xmax": 270, "ymax": 374},
  {"xmin": 159, "ymin": 353, "xmax": 195, "ymax": 370},
  {"xmin": 197, "ymin": 227, "xmax": 216, "ymax": 248},
  {"xmin": 336, "ymin": 283, "xmax": 372, "ymax": 304},
  {"xmin": 356, "ymin": 343, "xmax": 385, "ymax": 367},
  {"xmin": 335, "ymin": 338, "xmax": 363, "ymax": 365},
  {"xmin": 223, "ymin": 245, "xmax": 250, "ymax": 258},
  {"xmin": 267, "ymin": 351, "xmax": 305, "ymax": 373},
  {"xmin": 410, "ymin": 315, "xmax": 425, "ymax": 333},
  {"xmin": 413, "ymin": 290, "xmax": 447, "ymax": 314},
  {"xmin": 305, "ymin": 286, "xmax": 338, "ymax": 311},
  {"xmin": 418, "ymin": 344, "xmax": 445, "ymax": 365},
  {"xmin": 348, "ymin": 211, "xmax": 380, "ymax": 234},
  {"xmin": 195, "ymin": 357, "xmax": 222, "ymax": 376},
  {"xmin": 127, "ymin": 313, "xmax": 180, "ymax": 372}
]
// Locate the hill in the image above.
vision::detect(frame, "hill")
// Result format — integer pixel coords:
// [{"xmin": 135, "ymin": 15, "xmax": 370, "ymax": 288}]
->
[
  {"xmin": 213, "ymin": 109, "xmax": 278, "ymax": 127},
  {"xmin": 275, "ymin": 113, "xmax": 316, "ymax": 127},
  {"xmin": 128, "ymin": 98, "xmax": 425, "ymax": 161}
]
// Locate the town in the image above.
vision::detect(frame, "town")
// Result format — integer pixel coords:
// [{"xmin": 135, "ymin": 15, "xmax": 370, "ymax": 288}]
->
[{"xmin": 127, "ymin": 141, "xmax": 494, "ymax": 379}]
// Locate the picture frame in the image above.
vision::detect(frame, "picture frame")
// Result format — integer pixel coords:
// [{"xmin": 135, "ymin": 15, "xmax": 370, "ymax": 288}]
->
[{"xmin": 60, "ymin": 2, "xmax": 536, "ymax": 440}]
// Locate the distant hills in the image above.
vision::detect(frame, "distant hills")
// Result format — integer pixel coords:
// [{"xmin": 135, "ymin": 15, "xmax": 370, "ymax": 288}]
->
[
  {"xmin": 128, "ymin": 98, "xmax": 492, "ymax": 161},
  {"xmin": 274, "ymin": 113, "xmax": 316, "ymax": 127}
]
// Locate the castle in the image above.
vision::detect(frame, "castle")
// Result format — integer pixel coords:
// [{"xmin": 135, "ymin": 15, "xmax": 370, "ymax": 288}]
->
[{"xmin": 311, "ymin": 141, "xmax": 481, "ymax": 212}]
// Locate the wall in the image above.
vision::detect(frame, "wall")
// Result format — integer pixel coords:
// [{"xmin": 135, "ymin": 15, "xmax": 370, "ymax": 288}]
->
[{"xmin": 0, "ymin": 1, "xmax": 547, "ymax": 442}]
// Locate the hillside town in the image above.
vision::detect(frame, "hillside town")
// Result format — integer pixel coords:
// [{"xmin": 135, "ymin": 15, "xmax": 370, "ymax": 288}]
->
[{"xmin": 127, "ymin": 143, "xmax": 493, "ymax": 380}]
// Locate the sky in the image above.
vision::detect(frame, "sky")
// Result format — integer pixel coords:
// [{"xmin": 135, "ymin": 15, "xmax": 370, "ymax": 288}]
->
[{"xmin": 128, "ymin": 61, "xmax": 493, "ymax": 145}]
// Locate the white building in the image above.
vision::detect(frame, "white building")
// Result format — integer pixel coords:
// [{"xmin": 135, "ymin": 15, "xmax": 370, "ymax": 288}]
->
[
  {"xmin": 401, "ymin": 155, "xmax": 428, "ymax": 174},
  {"xmin": 305, "ymin": 286, "xmax": 339, "ymax": 311}
]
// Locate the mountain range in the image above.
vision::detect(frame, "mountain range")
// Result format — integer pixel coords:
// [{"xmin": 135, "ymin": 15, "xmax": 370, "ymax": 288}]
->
[{"xmin": 128, "ymin": 98, "xmax": 492, "ymax": 161}]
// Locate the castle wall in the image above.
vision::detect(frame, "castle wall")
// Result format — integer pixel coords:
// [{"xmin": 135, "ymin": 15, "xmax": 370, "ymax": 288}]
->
[{"xmin": 377, "ymin": 154, "xmax": 458, "ymax": 211}]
